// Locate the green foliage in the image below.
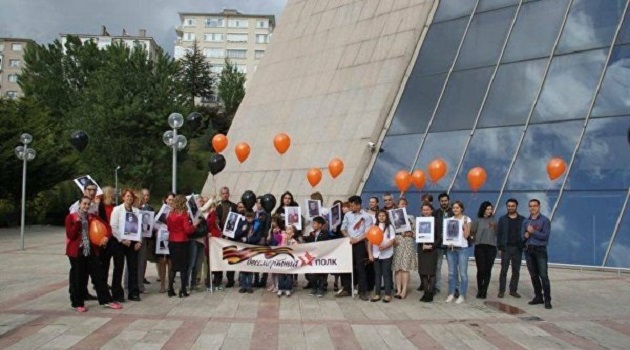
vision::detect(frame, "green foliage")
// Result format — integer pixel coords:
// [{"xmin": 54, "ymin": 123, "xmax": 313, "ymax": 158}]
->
[
  {"xmin": 218, "ymin": 58, "xmax": 246, "ymax": 117},
  {"xmin": 179, "ymin": 41, "xmax": 214, "ymax": 107}
]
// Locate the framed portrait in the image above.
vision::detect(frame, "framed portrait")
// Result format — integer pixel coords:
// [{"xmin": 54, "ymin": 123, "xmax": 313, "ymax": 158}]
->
[
  {"xmin": 330, "ymin": 203, "xmax": 342, "ymax": 228},
  {"xmin": 120, "ymin": 212, "xmax": 142, "ymax": 242},
  {"xmin": 223, "ymin": 211, "xmax": 242, "ymax": 239},
  {"xmin": 73, "ymin": 175, "xmax": 103, "ymax": 196},
  {"xmin": 284, "ymin": 206, "xmax": 302, "ymax": 230},
  {"xmin": 140, "ymin": 210, "xmax": 155, "ymax": 238},
  {"xmin": 186, "ymin": 194, "xmax": 201, "ymax": 219},
  {"xmin": 443, "ymin": 218, "xmax": 463, "ymax": 247},
  {"xmin": 154, "ymin": 204, "xmax": 171, "ymax": 226},
  {"xmin": 156, "ymin": 228, "xmax": 170, "ymax": 255},
  {"xmin": 415, "ymin": 216, "xmax": 434, "ymax": 243},
  {"xmin": 305, "ymin": 199, "xmax": 321, "ymax": 219},
  {"xmin": 389, "ymin": 207, "xmax": 410, "ymax": 233}
]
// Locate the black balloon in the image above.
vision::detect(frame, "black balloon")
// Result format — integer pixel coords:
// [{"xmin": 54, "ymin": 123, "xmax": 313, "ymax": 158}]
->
[
  {"xmin": 241, "ymin": 190, "xmax": 256, "ymax": 211},
  {"xmin": 208, "ymin": 154, "xmax": 226, "ymax": 175},
  {"xmin": 70, "ymin": 130, "xmax": 89, "ymax": 152},
  {"xmin": 261, "ymin": 193, "xmax": 276, "ymax": 213},
  {"xmin": 187, "ymin": 111, "xmax": 202, "ymax": 123}
]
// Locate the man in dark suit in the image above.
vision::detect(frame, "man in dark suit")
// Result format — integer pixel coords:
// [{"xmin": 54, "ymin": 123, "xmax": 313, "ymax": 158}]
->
[
  {"xmin": 215, "ymin": 186, "xmax": 238, "ymax": 288},
  {"xmin": 304, "ymin": 216, "xmax": 329, "ymax": 297}
]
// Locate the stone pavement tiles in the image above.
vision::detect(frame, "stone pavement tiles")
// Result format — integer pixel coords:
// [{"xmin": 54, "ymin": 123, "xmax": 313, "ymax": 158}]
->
[{"xmin": 1, "ymin": 226, "xmax": 630, "ymax": 349}]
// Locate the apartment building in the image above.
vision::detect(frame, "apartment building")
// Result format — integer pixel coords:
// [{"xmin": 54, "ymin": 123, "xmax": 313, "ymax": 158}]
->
[
  {"xmin": 60, "ymin": 26, "xmax": 159, "ymax": 59},
  {"xmin": 0, "ymin": 38, "xmax": 33, "ymax": 99},
  {"xmin": 175, "ymin": 9, "xmax": 275, "ymax": 101}
]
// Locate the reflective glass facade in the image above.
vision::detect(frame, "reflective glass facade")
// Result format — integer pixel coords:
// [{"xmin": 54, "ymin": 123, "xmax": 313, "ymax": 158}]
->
[{"xmin": 362, "ymin": 0, "xmax": 630, "ymax": 268}]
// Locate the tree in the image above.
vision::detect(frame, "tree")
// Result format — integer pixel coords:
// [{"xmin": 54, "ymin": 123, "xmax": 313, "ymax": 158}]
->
[
  {"xmin": 179, "ymin": 40, "xmax": 214, "ymax": 108},
  {"xmin": 218, "ymin": 58, "xmax": 246, "ymax": 117}
]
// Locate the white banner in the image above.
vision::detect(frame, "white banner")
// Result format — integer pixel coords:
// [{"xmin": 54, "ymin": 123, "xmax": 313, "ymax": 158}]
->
[{"xmin": 209, "ymin": 237, "xmax": 353, "ymax": 274}]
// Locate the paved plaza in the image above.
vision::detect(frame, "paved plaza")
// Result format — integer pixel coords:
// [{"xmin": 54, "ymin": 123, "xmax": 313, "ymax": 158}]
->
[{"xmin": 1, "ymin": 226, "xmax": 630, "ymax": 349}]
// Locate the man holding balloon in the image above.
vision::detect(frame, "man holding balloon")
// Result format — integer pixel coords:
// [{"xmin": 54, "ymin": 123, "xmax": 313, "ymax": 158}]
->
[{"xmin": 337, "ymin": 196, "xmax": 373, "ymax": 301}]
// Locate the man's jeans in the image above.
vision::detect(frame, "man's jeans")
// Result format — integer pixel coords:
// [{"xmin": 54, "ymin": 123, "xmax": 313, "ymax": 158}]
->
[{"xmin": 525, "ymin": 245, "xmax": 551, "ymax": 301}]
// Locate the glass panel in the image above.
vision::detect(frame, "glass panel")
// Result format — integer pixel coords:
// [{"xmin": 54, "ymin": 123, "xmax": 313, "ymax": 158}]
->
[
  {"xmin": 606, "ymin": 201, "xmax": 630, "ymax": 268},
  {"xmin": 477, "ymin": 0, "xmax": 518, "ymax": 13},
  {"xmin": 502, "ymin": 0, "xmax": 569, "ymax": 63},
  {"xmin": 532, "ymin": 49, "xmax": 607, "ymax": 123},
  {"xmin": 363, "ymin": 134, "xmax": 423, "ymax": 193},
  {"xmin": 617, "ymin": 10, "xmax": 630, "ymax": 45},
  {"xmin": 592, "ymin": 45, "xmax": 630, "ymax": 117},
  {"xmin": 566, "ymin": 116, "xmax": 630, "ymax": 190},
  {"xmin": 433, "ymin": 0, "xmax": 476, "ymax": 22},
  {"xmin": 498, "ymin": 190, "xmax": 559, "ymax": 220},
  {"xmin": 479, "ymin": 58, "xmax": 547, "ymax": 127},
  {"xmin": 413, "ymin": 130, "xmax": 470, "ymax": 190},
  {"xmin": 550, "ymin": 191, "xmax": 625, "ymax": 266},
  {"xmin": 447, "ymin": 192, "xmax": 501, "ymax": 220},
  {"xmin": 456, "ymin": 6, "xmax": 517, "ymax": 70},
  {"xmin": 555, "ymin": 0, "xmax": 625, "ymax": 55},
  {"xmin": 414, "ymin": 18, "xmax": 469, "ymax": 76},
  {"xmin": 506, "ymin": 121, "xmax": 582, "ymax": 190},
  {"xmin": 452, "ymin": 126, "xmax": 523, "ymax": 191},
  {"xmin": 430, "ymin": 67, "xmax": 494, "ymax": 132},
  {"xmin": 388, "ymin": 74, "xmax": 446, "ymax": 136}
]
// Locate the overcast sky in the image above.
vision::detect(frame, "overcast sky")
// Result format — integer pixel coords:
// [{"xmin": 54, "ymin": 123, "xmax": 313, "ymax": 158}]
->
[{"xmin": 0, "ymin": 0, "xmax": 287, "ymax": 53}]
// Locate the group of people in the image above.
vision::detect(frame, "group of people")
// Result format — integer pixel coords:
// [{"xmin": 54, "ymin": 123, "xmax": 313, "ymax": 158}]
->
[{"xmin": 65, "ymin": 182, "xmax": 553, "ymax": 312}]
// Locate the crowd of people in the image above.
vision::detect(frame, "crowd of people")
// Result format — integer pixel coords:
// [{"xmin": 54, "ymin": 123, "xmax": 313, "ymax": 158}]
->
[{"xmin": 65, "ymin": 182, "xmax": 553, "ymax": 312}]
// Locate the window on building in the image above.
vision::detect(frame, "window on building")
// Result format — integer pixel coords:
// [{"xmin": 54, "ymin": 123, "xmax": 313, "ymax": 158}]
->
[
  {"xmin": 227, "ymin": 34, "xmax": 248, "ymax": 43},
  {"xmin": 204, "ymin": 48, "xmax": 225, "ymax": 59},
  {"xmin": 9, "ymin": 59, "xmax": 20, "ymax": 67},
  {"xmin": 256, "ymin": 20, "xmax": 269, "ymax": 29},
  {"xmin": 174, "ymin": 46, "xmax": 193, "ymax": 59},
  {"xmin": 182, "ymin": 32, "xmax": 196, "ymax": 41},
  {"xmin": 183, "ymin": 18, "xmax": 196, "ymax": 27},
  {"xmin": 256, "ymin": 34, "xmax": 269, "ymax": 44},
  {"xmin": 204, "ymin": 33, "xmax": 224, "ymax": 42},
  {"xmin": 6, "ymin": 91, "xmax": 18, "ymax": 99},
  {"xmin": 228, "ymin": 19, "xmax": 249, "ymax": 28},
  {"xmin": 205, "ymin": 18, "xmax": 225, "ymax": 28},
  {"xmin": 226, "ymin": 49, "xmax": 247, "ymax": 59},
  {"xmin": 11, "ymin": 43, "xmax": 23, "ymax": 51},
  {"xmin": 236, "ymin": 65, "xmax": 247, "ymax": 74},
  {"xmin": 254, "ymin": 50, "xmax": 265, "ymax": 59},
  {"xmin": 210, "ymin": 64, "xmax": 224, "ymax": 74},
  {"xmin": 0, "ymin": 44, "xmax": 4, "ymax": 51},
  {"xmin": 8, "ymin": 74, "xmax": 18, "ymax": 83}
]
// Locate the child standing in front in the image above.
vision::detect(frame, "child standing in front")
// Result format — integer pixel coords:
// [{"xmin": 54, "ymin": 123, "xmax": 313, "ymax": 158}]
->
[{"xmin": 277, "ymin": 225, "xmax": 298, "ymax": 297}]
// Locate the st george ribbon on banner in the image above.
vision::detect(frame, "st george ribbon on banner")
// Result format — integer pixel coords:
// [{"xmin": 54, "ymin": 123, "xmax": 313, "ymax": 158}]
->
[{"xmin": 209, "ymin": 237, "xmax": 353, "ymax": 274}]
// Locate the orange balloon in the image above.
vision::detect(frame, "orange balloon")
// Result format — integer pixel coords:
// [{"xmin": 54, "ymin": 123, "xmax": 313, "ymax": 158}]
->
[
  {"xmin": 307, "ymin": 168, "xmax": 322, "ymax": 187},
  {"xmin": 235, "ymin": 142, "xmax": 251, "ymax": 163},
  {"xmin": 328, "ymin": 158, "xmax": 344, "ymax": 179},
  {"xmin": 427, "ymin": 159, "xmax": 447, "ymax": 183},
  {"xmin": 211, "ymin": 134, "xmax": 228, "ymax": 153},
  {"xmin": 411, "ymin": 169, "xmax": 426, "ymax": 189},
  {"xmin": 547, "ymin": 157, "xmax": 566, "ymax": 181},
  {"xmin": 366, "ymin": 225, "xmax": 384, "ymax": 245},
  {"xmin": 273, "ymin": 133, "xmax": 291, "ymax": 154},
  {"xmin": 467, "ymin": 167, "xmax": 487, "ymax": 192},
  {"xmin": 394, "ymin": 170, "xmax": 412, "ymax": 193},
  {"xmin": 89, "ymin": 219, "xmax": 108, "ymax": 246}
]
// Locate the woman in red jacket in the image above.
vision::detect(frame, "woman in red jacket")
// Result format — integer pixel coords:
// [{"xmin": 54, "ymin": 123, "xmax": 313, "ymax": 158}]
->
[
  {"xmin": 65, "ymin": 196, "xmax": 122, "ymax": 312},
  {"xmin": 166, "ymin": 194, "xmax": 199, "ymax": 297}
]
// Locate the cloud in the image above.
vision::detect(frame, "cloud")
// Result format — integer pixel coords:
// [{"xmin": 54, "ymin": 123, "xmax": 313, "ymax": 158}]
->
[{"xmin": 0, "ymin": 0, "xmax": 287, "ymax": 53}]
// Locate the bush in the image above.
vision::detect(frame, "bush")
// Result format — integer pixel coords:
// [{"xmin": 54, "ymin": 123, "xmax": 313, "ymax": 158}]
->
[{"xmin": 0, "ymin": 198, "xmax": 17, "ymax": 227}]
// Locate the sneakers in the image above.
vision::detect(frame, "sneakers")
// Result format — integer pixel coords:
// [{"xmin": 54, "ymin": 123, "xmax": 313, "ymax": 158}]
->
[
  {"xmin": 286, "ymin": 291, "xmax": 292, "ymax": 297},
  {"xmin": 74, "ymin": 306, "xmax": 88, "ymax": 313},
  {"xmin": 316, "ymin": 291, "xmax": 324, "ymax": 298},
  {"xmin": 445, "ymin": 294, "xmax": 455, "ymax": 303},
  {"xmin": 455, "ymin": 296, "xmax": 465, "ymax": 304},
  {"xmin": 103, "ymin": 302, "xmax": 123, "ymax": 310},
  {"xmin": 277, "ymin": 290, "xmax": 282, "ymax": 298},
  {"xmin": 309, "ymin": 289, "xmax": 317, "ymax": 296}
]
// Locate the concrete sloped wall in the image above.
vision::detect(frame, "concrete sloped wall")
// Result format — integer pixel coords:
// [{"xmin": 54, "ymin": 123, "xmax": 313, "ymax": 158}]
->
[{"xmin": 203, "ymin": 0, "xmax": 436, "ymax": 204}]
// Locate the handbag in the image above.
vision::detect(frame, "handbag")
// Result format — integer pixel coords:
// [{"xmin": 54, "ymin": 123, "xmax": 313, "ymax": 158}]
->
[{"xmin": 190, "ymin": 218, "xmax": 208, "ymax": 239}]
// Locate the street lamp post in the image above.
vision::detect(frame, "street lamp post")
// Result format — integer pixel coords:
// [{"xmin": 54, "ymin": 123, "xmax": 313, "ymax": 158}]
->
[
  {"xmin": 162, "ymin": 113, "xmax": 187, "ymax": 193},
  {"xmin": 114, "ymin": 166, "xmax": 121, "ymax": 205},
  {"xmin": 14, "ymin": 133, "xmax": 36, "ymax": 251}
]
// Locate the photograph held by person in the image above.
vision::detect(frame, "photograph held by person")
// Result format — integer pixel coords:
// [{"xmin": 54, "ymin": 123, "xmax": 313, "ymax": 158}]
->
[
  {"xmin": 418, "ymin": 203, "xmax": 440, "ymax": 302},
  {"xmin": 166, "ymin": 194, "xmax": 199, "ymax": 298},
  {"xmin": 471, "ymin": 201, "xmax": 498, "ymax": 300},
  {"xmin": 368, "ymin": 210, "xmax": 395, "ymax": 303},
  {"xmin": 109, "ymin": 189, "xmax": 142, "ymax": 302},
  {"xmin": 65, "ymin": 196, "xmax": 122, "ymax": 312},
  {"xmin": 497, "ymin": 198, "xmax": 525, "ymax": 299},
  {"xmin": 522, "ymin": 199, "xmax": 553, "ymax": 309}
]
